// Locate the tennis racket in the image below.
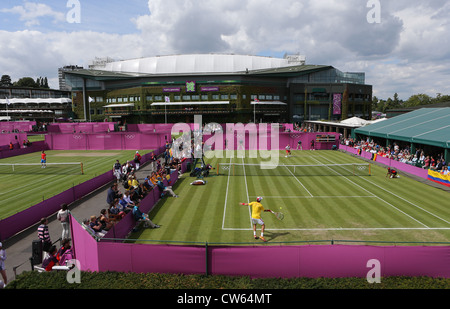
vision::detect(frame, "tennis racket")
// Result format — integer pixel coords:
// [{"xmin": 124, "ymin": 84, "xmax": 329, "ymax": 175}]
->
[{"xmin": 271, "ymin": 210, "xmax": 284, "ymax": 221}]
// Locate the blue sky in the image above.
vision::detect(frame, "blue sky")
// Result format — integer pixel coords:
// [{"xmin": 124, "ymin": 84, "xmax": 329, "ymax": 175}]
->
[
  {"xmin": 0, "ymin": 0, "xmax": 148, "ymax": 34},
  {"xmin": 1, "ymin": 0, "xmax": 450, "ymax": 101}
]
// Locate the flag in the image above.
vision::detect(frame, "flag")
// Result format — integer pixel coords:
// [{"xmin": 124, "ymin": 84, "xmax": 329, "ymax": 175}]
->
[
  {"xmin": 371, "ymin": 153, "xmax": 377, "ymax": 161},
  {"xmin": 165, "ymin": 96, "xmax": 170, "ymax": 103},
  {"xmin": 6, "ymin": 97, "xmax": 11, "ymax": 105},
  {"xmin": 88, "ymin": 96, "xmax": 94, "ymax": 103},
  {"xmin": 427, "ymin": 170, "xmax": 450, "ymax": 187},
  {"xmin": 254, "ymin": 98, "xmax": 259, "ymax": 103}
]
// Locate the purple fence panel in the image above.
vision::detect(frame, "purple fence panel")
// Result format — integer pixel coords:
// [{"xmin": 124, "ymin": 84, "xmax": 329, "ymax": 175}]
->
[
  {"xmin": 70, "ymin": 215, "xmax": 100, "ymax": 272},
  {"xmin": 210, "ymin": 246, "xmax": 301, "ymax": 278},
  {"xmin": 0, "ymin": 140, "xmax": 48, "ymax": 159},
  {"xmin": 96, "ymin": 242, "xmax": 206, "ymax": 274}
]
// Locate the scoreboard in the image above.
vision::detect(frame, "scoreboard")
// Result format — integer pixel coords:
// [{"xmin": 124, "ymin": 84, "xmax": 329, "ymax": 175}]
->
[{"xmin": 315, "ymin": 134, "xmax": 336, "ymax": 142}]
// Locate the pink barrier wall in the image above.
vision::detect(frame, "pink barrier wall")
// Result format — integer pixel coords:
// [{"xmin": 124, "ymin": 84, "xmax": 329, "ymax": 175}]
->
[
  {"xmin": 70, "ymin": 216, "xmax": 450, "ymax": 278},
  {"xmin": 47, "ymin": 122, "xmax": 114, "ymax": 133},
  {"xmin": 45, "ymin": 132, "xmax": 167, "ymax": 150},
  {"xmin": 0, "ymin": 121, "xmax": 35, "ymax": 132},
  {"xmin": 341, "ymin": 145, "xmax": 429, "ymax": 179}
]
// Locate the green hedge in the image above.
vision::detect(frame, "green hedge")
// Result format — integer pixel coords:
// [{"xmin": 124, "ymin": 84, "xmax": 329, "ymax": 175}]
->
[{"xmin": 5, "ymin": 271, "xmax": 450, "ymax": 289}]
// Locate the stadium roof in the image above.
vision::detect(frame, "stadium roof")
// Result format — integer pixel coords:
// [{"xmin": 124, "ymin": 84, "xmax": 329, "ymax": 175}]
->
[
  {"xmin": 67, "ymin": 54, "xmax": 333, "ymax": 80},
  {"xmin": 91, "ymin": 54, "xmax": 307, "ymax": 75},
  {"xmin": 354, "ymin": 108, "xmax": 450, "ymax": 148}
]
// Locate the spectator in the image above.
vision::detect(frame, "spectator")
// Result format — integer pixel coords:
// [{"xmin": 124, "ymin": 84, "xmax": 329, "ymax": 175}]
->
[
  {"xmin": 56, "ymin": 238, "xmax": 73, "ymax": 266},
  {"xmin": 132, "ymin": 203, "xmax": 160, "ymax": 229},
  {"xmin": 134, "ymin": 151, "xmax": 142, "ymax": 170},
  {"xmin": 113, "ymin": 160, "xmax": 123, "ymax": 181},
  {"xmin": 42, "ymin": 245, "xmax": 59, "ymax": 271},
  {"xmin": 0, "ymin": 242, "xmax": 7, "ymax": 287},
  {"xmin": 57, "ymin": 203, "xmax": 70, "ymax": 240},
  {"xmin": 109, "ymin": 200, "xmax": 126, "ymax": 220},
  {"xmin": 156, "ymin": 177, "xmax": 178, "ymax": 197},
  {"xmin": 106, "ymin": 183, "xmax": 120, "ymax": 205},
  {"xmin": 441, "ymin": 166, "xmax": 449, "ymax": 175},
  {"xmin": 82, "ymin": 218, "xmax": 104, "ymax": 238},
  {"xmin": 37, "ymin": 217, "xmax": 52, "ymax": 252},
  {"xmin": 98, "ymin": 209, "xmax": 115, "ymax": 231},
  {"xmin": 118, "ymin": 193, "xmax": 133, "ymax": 213},
  {"xmin": 89, "ymin": 216, "xmax": 107, "ymax": 237},
  {"xmin": 423, "ymin": 156, "xmax": 430, "ymax": 169},
  {"xmin": 432, "ymin": 159, "xmax": 445, "ymax": 171}
]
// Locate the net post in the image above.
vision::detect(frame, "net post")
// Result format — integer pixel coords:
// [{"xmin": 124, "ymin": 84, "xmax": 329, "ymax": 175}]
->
[
  {"xmin": 81, "ymin": 162, "xmax": 84, "ymax": 175},
  {"xmin": 369, "ymin": 163, "xmax": 371, "ymax": 176}
]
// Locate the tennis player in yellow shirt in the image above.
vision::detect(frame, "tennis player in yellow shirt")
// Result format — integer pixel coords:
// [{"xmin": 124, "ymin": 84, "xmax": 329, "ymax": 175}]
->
[{"xmin": 240, "ymin": 197, "xmax": 272, "ymax": 242}]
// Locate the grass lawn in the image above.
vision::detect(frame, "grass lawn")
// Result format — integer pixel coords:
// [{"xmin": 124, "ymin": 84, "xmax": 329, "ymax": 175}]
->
[
  {"xmin": 0, "ymin": 149, "xmax": 151, "ymax": 220},
  {"xmin": 133, "ymin": 150, "xmax": 450, "ymax": 245}
]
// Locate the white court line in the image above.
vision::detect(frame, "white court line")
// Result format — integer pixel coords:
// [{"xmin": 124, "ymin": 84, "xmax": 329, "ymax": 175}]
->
[
  {"xmin": 282, "ymin": 164, "xmax": 313, "ymax": 197},
  {"xmin": 222, "ymin": 227, "xmax": 450, "ymax": 231},
  {"xmin": 242, "ymin": 158, "xmax": 253, "ymax": 228},
  {"xmin": 249, "ymin": 195, "xmax": 377, "ymax": 199},
  {"xmin": 221, "ymin": 157, "xmax": 232, "ymax": 230},
  {"xmin": 309, "ymin": 156, "xmax": 429, "ymax": 228},
  {"xmin": 317, "ymin": 154, "xmax": 450, "ymax": 226}
]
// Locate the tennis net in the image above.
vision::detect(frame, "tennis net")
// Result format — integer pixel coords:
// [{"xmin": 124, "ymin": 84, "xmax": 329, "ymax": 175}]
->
[
  {"xmin": 0, "ymin": 162, "xmax": 84, "ymax": 175},
  {"xmin": 217, "ymin": 163, "xmax": 371, "ymax": 177}
]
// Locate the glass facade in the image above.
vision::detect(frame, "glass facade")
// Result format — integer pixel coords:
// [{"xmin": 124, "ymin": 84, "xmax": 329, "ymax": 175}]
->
[{"xmin": 290, "ymin": 68, "xmax": 365, "ymax": 85}]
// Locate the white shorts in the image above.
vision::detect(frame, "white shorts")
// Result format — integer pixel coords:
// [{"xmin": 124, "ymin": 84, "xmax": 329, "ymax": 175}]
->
[{"xmin": 251, "ymin": 218, "xmax": 264, "ymax": 226}]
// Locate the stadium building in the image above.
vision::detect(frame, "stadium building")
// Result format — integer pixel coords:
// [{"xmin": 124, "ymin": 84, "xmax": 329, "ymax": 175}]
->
[{"xmin": 64, "ymin": 54, "xmax": 372, "ymax": 124}]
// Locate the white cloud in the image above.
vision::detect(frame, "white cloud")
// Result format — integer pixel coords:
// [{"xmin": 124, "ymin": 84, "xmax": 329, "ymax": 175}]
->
[
  {"xmin": 1, "ymin": 2, "xmax": 65, "ymax": 27},
  {"xmin": 0, "ymin": 0, "xmax": 450, "ymax": 100}
]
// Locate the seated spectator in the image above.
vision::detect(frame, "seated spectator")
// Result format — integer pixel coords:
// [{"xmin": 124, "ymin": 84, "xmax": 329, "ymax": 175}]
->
[
  {"xmin": 118, "ymin": 193, "xmax": 133, "ymax": 213},
  {"xmin": 98, "ymin": 209, "xmax": 115, "ymax": 230},
  {"xmin": 156, "ymin": 177, "xmax": 179, "ymax": 197},
  {"xmin": 123, "ymin": 190, "xmax": 136, "ymax": 206},
  {"xmin": 109, "ymin": 200, "xmax": 126, "ymax": 220},
  {"xmin": 89, "ymin": 215, "xmax": 107, "ymax": 236},
  {"xmin": 432, "ymin": 159, "xmax": 445, "ymax": 171},
  {"xmin": 441, "ymin": 166, "xmax": 449, "ymax": 175},
  {"xmin": 82, "ymin": 218, "xmax": 105, "ymax": 238},
  {"xmin": 142, "ymin": 176, "xmax": 154, "ymax": 192},
  {"xmin": 42, "ymin": 245, "xmax": 59, "ymax": 271},
  {"xmin": 132, "ymin": 203, "xmax": 160, "ymax": 229},
  {"xmin": 56, "ymin": 239, "xmax": 73, "ymax": 266}
]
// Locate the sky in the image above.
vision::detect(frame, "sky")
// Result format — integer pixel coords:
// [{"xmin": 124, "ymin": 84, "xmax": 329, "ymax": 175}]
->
[{"xmin": 1, "ymin": 0, "xmax": 450, "ymax": 100}]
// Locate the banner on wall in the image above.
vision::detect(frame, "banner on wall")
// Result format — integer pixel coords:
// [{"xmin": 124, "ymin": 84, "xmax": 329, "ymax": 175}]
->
[{"xmin": 333, "ymin": 93, "xmax": 342, "ymax": 115}]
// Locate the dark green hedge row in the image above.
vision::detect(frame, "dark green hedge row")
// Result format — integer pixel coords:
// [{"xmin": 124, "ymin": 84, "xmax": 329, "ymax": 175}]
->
[{"xmin": 6, "ymin": 271, "xmax": 450, "ymax": 289}]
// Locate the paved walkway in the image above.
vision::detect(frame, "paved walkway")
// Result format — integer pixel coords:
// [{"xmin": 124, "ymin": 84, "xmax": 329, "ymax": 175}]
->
[{"xmin": 1, "ymin": 161, "xmax": 155, "ymax": 286}]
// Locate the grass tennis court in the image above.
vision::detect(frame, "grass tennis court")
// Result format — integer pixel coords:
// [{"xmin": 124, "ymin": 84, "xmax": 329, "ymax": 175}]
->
[
  {"xmin": 135, "ymin": 150, "xmax": 450, "ymax": 245},
  {"xmin": 0, "ymin": 149, "xmax": 151, "ymax": 220}
]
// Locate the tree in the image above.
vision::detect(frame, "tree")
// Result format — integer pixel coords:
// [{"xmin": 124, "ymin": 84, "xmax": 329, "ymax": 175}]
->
[
  {"xmin": 0, "ymin": 75, "xmax": 12, "ymax": 87},
  {"xmin": 403, "ymin": 94, "xmax": 432, "ymax": 107},
  {"xmin": 14, "ymin": 77, "xmax": 38, "ymax": 88}
]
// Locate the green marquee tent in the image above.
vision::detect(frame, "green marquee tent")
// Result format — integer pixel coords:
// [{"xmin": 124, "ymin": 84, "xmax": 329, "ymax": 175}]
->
[{"xmin": 355, "ymin": 108, "xmax": 450, "ymax": 149}]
